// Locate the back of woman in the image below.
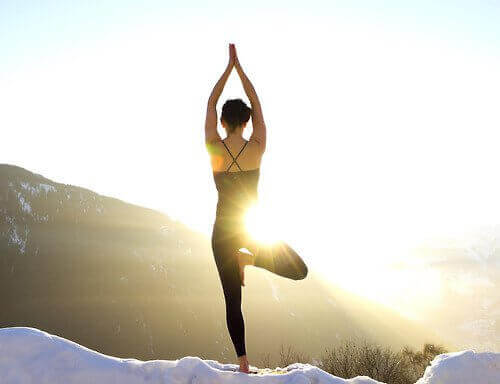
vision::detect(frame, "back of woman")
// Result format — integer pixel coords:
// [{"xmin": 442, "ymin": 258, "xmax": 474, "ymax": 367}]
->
[
  {"xmin": 211, "ymin": 136, "xmax": 263, "ymax": 231},
  {"xmin": 210, "ymin": 136, "xmax": 264, "ymax": 173},
  {"xmin": 204, "ymin": 43, "xmax": 307, "ymax": 374}
]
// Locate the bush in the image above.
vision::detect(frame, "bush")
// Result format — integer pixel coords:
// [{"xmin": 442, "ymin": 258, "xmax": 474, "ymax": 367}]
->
[
  {"xmin": 318, "ymin": 340, "xmax": 448, "ymax": 384},
  {"xmin": 259, "ymin": 339, "xmax": 448, "ymax": 384},
  {"xmin": 318, "ymin": 339, "xmax": 407, "ymax": 383},
  {"xmin": 259, "ymin": 351, "xmax": 271, "ymax": 368},
  {"xmin": 278, "ymin": 343, "xmax": 312, "ymax": 367},
  {"xmin": 400, "ymin": 342, "xmax": 449, "ymax": 382}
]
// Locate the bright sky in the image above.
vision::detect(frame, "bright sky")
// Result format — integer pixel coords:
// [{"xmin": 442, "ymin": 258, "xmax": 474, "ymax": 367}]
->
[{"xmin": 2, "ymin": 1, "xmax": 499, "ymax": 319}]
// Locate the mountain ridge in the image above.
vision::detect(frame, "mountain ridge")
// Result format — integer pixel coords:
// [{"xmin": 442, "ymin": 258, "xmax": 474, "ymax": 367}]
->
[{"xmin": 0, "ymin": 163, "xmax": 449, "ymax": 363}]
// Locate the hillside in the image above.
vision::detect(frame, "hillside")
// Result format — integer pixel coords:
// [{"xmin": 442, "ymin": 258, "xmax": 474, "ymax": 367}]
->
[{"xmin": 0, "ymin": 164, "xmax": 445, "ymax": 363}]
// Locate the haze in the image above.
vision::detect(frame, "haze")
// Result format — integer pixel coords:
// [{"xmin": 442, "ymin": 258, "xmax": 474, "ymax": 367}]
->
[{"xmin": 1, "ymin": 0, "xmax": 499, "ymax": 330}]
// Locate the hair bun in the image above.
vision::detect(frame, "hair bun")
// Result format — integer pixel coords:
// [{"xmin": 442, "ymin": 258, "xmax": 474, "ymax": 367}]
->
[{"xmin": 221, "ymin": 99, "xmax": 252, "ymax": 133}]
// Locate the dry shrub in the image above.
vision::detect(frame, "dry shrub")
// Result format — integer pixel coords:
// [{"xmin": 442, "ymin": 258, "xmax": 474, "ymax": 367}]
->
[
  {"xmin": 278, "ymin": 343, "xmax": 312, "ymax": 367},
  {"xmin": 317, "ymin": 339, "xmax": 448, "ymax": 384}
]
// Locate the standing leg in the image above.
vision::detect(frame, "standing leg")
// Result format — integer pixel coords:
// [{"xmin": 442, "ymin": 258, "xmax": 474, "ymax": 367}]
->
[
  {"xmin": 212, "ymin": 228, "xmax": 247, "ymax": 358},
  {"xmin": 245, "ymin": 238, "xmax": 308, "ymax": 280}
]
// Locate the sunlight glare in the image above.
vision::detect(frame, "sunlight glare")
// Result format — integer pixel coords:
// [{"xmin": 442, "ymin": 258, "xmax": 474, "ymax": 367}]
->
[{"xmin": 244, "ymin": 202, "xmax": 282, "ymax": 245}]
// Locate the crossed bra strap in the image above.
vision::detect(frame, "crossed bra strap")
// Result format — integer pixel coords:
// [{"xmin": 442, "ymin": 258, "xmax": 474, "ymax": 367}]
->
[{"xmin": 222, "ymin": 140, "xmax": 248, "ymax": 172}]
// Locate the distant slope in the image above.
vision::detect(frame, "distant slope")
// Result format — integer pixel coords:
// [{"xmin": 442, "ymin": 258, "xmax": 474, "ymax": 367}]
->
[{"xmin": 0, "ymin": 164, "xmax": 445, "ymax": 363}]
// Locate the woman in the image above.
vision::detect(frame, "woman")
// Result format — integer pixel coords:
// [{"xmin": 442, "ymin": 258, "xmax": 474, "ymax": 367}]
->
[{"xmin": 205, "ymin": 43, "xmax": 308, "ymax": 373}]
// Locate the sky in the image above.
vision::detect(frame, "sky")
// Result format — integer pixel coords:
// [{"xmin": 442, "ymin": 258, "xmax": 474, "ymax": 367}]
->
[{"xmin": 1, "ymin": 0, "xmax": 500, "ymax": 320}]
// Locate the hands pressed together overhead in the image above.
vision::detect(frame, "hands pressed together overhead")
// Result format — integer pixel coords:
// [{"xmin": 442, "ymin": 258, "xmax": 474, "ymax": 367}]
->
[
  {"xmin": 228, "ymin": 43, "xmax": 240, "ymax": 69},
  {"xmin": 205, "ymin": 42, "xmax": 265, "ymax": 148}
]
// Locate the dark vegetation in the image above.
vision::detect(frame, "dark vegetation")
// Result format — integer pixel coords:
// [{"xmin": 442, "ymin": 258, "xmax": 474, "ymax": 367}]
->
[{"xmin": 260, "ymin": 340, "xmax": 448, "ymax": 384}]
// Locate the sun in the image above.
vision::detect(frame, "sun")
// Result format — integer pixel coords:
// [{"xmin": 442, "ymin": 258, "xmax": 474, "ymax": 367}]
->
[{"xmin": 244, "ymin": 202, "xmax": 282, "ymax": 245}]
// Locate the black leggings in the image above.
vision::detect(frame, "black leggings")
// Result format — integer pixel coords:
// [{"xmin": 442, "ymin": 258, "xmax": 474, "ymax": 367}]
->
[{"xmin": 211, "ymin": 224, "xmax": 308, "ymax": 357}]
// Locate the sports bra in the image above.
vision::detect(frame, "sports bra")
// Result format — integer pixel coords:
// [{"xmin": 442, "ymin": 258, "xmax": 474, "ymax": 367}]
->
[{"xmin": 212, "ymin": 140, "xmax": 260, "ymax": 227}]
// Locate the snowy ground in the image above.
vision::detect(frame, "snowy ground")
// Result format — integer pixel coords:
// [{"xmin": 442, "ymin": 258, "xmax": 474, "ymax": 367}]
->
[{"xmin": 0, "ymin": 327, "xmax": 498, "ymax": 384}]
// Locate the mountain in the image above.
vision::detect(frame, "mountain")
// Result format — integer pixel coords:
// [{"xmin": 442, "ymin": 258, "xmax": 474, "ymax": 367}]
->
[{"xmin": 0, "ymin": 164, "xmax": 446, "ymax": 364}]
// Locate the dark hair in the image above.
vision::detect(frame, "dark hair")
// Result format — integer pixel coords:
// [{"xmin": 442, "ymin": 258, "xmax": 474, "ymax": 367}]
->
[{"xmin": 221, "ymin": 98, "xmax": 252, "ymax": 133}]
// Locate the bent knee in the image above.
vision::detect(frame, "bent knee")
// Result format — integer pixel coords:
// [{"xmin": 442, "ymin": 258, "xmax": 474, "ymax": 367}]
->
[
  {"xmin": 294, "ymin": 265, "xmax": 308, "ymax": 280},
  {"xmin": 301, "ymin": 265, "xmax": 308, "ymax": 279}
]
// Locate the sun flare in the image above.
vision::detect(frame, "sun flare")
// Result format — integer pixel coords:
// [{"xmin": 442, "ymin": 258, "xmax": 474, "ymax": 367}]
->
[{"xmin": 244, "ymin": 202, "xmax": 282, "ymax": 245}]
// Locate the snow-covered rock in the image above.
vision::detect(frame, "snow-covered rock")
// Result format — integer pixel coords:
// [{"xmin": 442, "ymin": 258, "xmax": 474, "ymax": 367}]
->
[
  {"xmin": 0, "ymin": 327, "xmax": 499, "ymax": 384},
  {"xmin": 416, "ymin": 349, "xmax": 500, "ymax": 384}
]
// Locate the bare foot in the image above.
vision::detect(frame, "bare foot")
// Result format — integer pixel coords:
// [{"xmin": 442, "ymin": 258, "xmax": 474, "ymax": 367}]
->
[
  {"xmin": 237, "ymin": 251, "xmax": 255, "ymax": 286},
  {"xmin": 238, "ymin": 355, "xmax": 250, "ymax": 373}
]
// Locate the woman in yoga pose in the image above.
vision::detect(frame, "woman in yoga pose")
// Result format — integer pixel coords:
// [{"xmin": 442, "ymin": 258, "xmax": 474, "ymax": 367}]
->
[{"xmin": 205, "ymin": 43, "xmax": 308, "ymax": 373}]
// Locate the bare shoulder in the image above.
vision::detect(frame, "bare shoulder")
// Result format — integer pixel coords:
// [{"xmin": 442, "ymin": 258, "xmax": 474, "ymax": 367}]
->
[
  {"xmin": 205, "ymin": 138, "xmax": 223, "ymax": 155},
  {"xmin": 247, "ymin": 136, "xmax": 266, "ymax": 154}
]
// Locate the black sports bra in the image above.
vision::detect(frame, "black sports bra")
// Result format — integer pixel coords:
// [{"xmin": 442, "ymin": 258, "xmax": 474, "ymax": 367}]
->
[{"xmin": 212, "ymin": 140, "xmax": 260, "ymax": 226}]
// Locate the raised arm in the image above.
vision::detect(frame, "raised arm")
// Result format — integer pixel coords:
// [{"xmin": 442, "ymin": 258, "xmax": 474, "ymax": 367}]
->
[
  {"xmin": 234, "ymin": 51, "xmax": 266, "ymax": 151},
  {"xmin": 205, "ymin": 44, "xmax": 235, "ymax": 145}
]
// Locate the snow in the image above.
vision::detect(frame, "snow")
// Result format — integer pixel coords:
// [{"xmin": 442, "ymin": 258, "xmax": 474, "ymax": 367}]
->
[
  {"xmin": 19, "ymin": 181, "xmax": 57, "ymax": 196},
  {"xmin": 0, "ymin": 327, "xmax": 499, "ymax": 384},
  {"xmin": 8, "ymin": 182, "xmax": 54, "ymax": 223},
  {"xmin": 416, "ymin": 349, "xmax": 500, "ymax": 384},
  {"xmin": 16, "ymin": 192, "xmax": 32, "ymax": 214},
  {"xmin": 5, "ymin": 216, "xmax": 28, "ymax": 254}
]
